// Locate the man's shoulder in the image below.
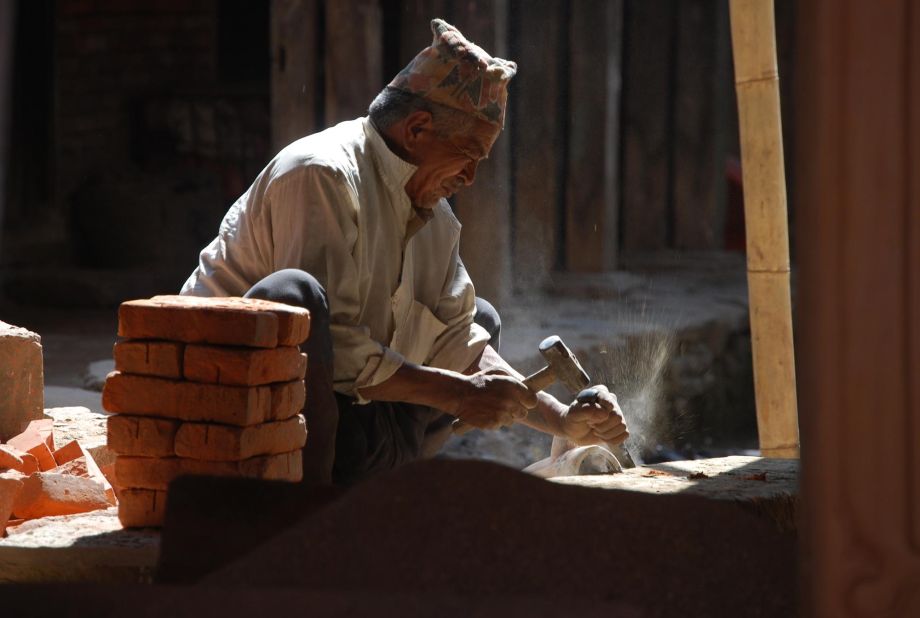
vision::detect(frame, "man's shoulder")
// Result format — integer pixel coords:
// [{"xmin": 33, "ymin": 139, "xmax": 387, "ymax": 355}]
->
[{"xmin": 269, "ymin": 118, "xmax": 367, "ymax": 186}]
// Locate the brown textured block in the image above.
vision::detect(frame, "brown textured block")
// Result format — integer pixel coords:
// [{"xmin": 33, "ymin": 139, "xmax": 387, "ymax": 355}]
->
[
  {"xmin": 174, "ymin": 415, "xmax": 307, "ymax": 461},
  {"xmin": 117, "ymin": 295, "xmax": 311, "ymax": 348},
  {"xmin": 107, "ymin": 415, "xmax": 180, "ymax": 457},
  {"xmin": 114, "ymin": 450, "xmax": 302, "ymax": 490},
  {"xmin": 183, "ymin": 345, "xmax": 307, "ymax": 386},
  {"xmin": 102, "ymin": 373, "xmax": 302, "ymax": 426},
  {"xmin": 268, "ymin": 380, "xmax": 306, "ymax": 421},
  {"xmin": 0, "ymin": 321, "xmax": 44, "ymax": 442},
  {"xmin": 103, "ymin": 372, "xmax": 266, "ymax": 425},
  {"xmin": 113, "ymin": 340, "xmax": 184, "ymax": 379},
  {"xmin": 118, "ymin": 488, "xmax": 168, "ymax": 528}
]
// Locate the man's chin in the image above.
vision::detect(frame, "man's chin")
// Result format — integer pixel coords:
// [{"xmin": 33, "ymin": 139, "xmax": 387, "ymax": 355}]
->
[{"xmin": 415, "ymin": 195, "xmax": 443, "ymax": 210}]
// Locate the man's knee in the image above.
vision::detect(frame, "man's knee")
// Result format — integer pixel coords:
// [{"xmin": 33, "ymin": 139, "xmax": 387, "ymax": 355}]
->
[
  {"xmin": 474, "ymin": 297, "xmax": 501, "ymax": 352},
  {"xmin": 244, "ymin": 269, "xmax": 329, "ymax": 321}
]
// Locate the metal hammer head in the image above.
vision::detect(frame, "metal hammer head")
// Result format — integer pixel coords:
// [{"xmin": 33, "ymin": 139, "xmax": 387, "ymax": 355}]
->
[{"xmin": 538, "ymin": 335, "xmax": 591, "ymax": 393}]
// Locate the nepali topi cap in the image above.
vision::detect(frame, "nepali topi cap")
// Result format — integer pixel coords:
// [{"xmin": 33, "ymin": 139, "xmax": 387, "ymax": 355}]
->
[{"xmin": 388, "ymin": 18, "xmax": 518, "ymax": 127}]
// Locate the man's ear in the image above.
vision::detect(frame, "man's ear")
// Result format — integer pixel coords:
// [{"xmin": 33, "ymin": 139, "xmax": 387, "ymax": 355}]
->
[{"xmin": 403, "ymin": 110, "xmax": 435, "ymax": 152}]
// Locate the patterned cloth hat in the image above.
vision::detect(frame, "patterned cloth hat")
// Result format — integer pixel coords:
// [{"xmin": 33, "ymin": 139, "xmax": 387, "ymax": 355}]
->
[{"xmin": 388, "ymin": 18, "xmax": 518, "ymax": 127}]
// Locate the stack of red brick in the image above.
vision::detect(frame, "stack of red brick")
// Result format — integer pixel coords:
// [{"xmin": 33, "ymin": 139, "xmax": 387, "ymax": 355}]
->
[
  {"xmin": 1, "ymin": 419, "xmax": 116, "ymax": 537},
  {"xmin": 102, "ymin": 295, "xmax": 311, "ymax": 528}
]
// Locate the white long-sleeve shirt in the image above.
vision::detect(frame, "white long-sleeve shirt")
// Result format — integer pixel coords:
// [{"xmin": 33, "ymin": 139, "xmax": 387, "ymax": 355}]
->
[{"xmin": 180, "ymin": 117, "xmax": 491, "ymax": 401}]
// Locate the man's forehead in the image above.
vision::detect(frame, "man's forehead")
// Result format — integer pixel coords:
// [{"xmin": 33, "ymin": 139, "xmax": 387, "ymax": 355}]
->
[{"xmin": 462, "ymin": 121, "xmax": 502, "ymax": 157}]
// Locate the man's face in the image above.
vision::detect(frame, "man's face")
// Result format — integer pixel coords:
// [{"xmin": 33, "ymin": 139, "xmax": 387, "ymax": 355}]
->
[{"xmin": 403, "ymin": 117, "xmax": 501, "ymax": 211}]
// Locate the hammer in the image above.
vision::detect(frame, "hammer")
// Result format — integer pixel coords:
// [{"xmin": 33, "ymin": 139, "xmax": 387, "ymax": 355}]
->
[{"xmin": 453, "ymin": 335, "xmax": 590, "ymax": 435}]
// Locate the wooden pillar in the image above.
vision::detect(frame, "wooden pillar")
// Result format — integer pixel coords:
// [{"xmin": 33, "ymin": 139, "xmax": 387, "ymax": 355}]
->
[
  {"xmin": 672, "ymin": 0, "xmax": 731, "ymax": 250},
  {"xmin": 325, "ymin": 0, "xmax": 384, "ymax": 126},
  {"xmin": 564, "ymin": 0, "xmax": 623, "ymax": 272},
  {"xmin": 446, "ymin": 0, "xmax": 512, "ymax": 307},
  {"xmin": 270, "ymin": 0, "xmax": 320, "ymax": 152},
  {"xmin": 729, "ymin": 0, "xmax": 799, "ymax": 459},
  {"xmin": 797, "ymin": 1, "xmax": 920, "ymax": 615},
  {"xmin": 509, "ymin": 0, "xmax": 564, "ymax": 291},
  {"xmin": 620, "ymin": 0, "xmax": 675, "ymax": 252}
]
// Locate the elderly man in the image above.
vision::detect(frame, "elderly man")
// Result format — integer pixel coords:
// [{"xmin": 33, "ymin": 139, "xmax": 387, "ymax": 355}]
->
[{"xmin": 181, "ymin": 19, "xmax": 628, "ymax": 485}]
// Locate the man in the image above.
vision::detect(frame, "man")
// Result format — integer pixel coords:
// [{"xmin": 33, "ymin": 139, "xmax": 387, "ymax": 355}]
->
[{"xmin": 181, "ymin": 19, "xmax": 628, "ymax": 485}]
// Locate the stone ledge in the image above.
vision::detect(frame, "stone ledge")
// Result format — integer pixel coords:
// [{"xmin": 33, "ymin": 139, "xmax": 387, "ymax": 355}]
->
[
  {"xmin": 551, "ymin": 456, "xmax": 798, "ymax": 531},
  {"xmin": 0, "ymin": 507, "xmax": 159, "ymax": 583}
]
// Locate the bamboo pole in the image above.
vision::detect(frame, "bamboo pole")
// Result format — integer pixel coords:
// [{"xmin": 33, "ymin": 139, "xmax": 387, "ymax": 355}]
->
[{"xmin": 729, "ymin": 0, "xmax": 799, "ymax": 459}]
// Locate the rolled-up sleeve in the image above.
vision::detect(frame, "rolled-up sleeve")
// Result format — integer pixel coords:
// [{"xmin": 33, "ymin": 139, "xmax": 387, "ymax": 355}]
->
[
  {"xmin": 425, "ymin": 241, "xmax": 491, "ymax": 373},
  {"xmin": 267, "ymin": 167, "xmax": 406, "ymax": 399}
]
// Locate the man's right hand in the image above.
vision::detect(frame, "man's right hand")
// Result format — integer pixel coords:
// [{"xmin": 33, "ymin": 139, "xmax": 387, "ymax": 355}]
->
[{"xmin": 451, "ymin": 369, "xmax": 538, "ymax": 429}]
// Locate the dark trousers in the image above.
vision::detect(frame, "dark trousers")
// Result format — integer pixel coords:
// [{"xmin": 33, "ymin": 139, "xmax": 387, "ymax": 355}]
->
[{"xmin": 245, "ymin": 268, "xmax": 501, "ymax": 485}]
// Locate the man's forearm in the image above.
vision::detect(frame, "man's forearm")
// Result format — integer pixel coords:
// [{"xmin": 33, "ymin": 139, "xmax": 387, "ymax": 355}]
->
[{"xmin": 356, "ymin": 362, "xmax": 468, "ymax": 414}]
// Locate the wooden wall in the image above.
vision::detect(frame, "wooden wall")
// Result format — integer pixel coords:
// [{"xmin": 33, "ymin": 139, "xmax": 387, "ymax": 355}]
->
[
  {"xmin": 797, "ymin": 1, "xmax": 920, "ymax": 615},
  {"xmin": 271, "ymin": 0, "xmax": 754, "ymax": 306}
]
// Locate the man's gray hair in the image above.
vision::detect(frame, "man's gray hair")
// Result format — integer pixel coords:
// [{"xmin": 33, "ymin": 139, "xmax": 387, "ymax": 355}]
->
[{"xmin": 368, "ymin": 87, "xmax": 476, "ymax": 138}]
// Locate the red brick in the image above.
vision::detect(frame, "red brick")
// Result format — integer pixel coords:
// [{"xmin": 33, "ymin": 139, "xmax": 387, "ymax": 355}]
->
[
  {"xmin": 7, "ymin": 421, "xmax": 56, "ymax": 472},
  {"xmin": 14, "ymin": 452, "xmax": 38, "ymax": 476},
  {"xmin": 114, "ymin": 450, "xmax": 302, "ymax": 491},
  {"xmin": 11, "ymin": 472, "xmax": 110, "ymax": 520},
  {"xmin": 52, "ymin": 440, "xmax": 116, "ymax": 504},
  {"xmin": 117, "ymin": 296, "xmax": 310, "ymax": 348},
  {"xmin": 0, "ymin": 473, "xmax": 24, "ymax": 536},
  {"xmin": 7, "ymin": 418, "xmax": 54, "ymax": 451},
  {"xmin": 100, "ymin": 463, "xmax": 116, "ymax": 489},
  {"xmin": 102, "ymin": 373, "xmax": 303, "ymax": 426},
  {"xmin": 174, "ymin": 414, "xmax": 307, "ymax": 461},
  {"xmin": 183, "ymin": 345, "xmax": 306, "ymax": 386},
  {"xmin": 117, "ymin": 488, "xmax": 167, "ymax": 528},
  {"xmin": 107, "ymin": 414, "xmax": 179, "ymax": 457},
  {"xmin": 0, "ymin": 444, "xmax": 23, "ymax": 471},
  {"xmin": 113, "ymin": 340, "xmax": 184, "ymax": 378},
  {"xmin": 268, "ymin": 380, "xmax": 306, "ymax": 422}
]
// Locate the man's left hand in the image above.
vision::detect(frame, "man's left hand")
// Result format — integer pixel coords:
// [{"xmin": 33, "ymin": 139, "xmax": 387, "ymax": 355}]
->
[{"xmin": 559, "ymin": 384, "xmax": 629, "ymax": 447}]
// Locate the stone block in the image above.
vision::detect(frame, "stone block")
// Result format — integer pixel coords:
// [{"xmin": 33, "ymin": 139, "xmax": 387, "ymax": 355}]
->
[
  {"xmin": 52, "ymin": 440, "xmax": 116, "ymax": 504},
  {"xmin": 102, "ymin": 373, "xmax": 304, "ymax": 426},
  {"xmin": 114, "ymin": 449, "xmax": 302, "ymax": 490},
  {"xmin": 113, "ymin": 340, "xmax": 184, "ymax": 379},
  {"xmin": 12, "ymin": 472, "xmax": 110, "ymax": 520},
  {"xmin": 1, "ymin": 473, "xmax": 24, "ymax": 536},
  {"xmin": 117, "ymin": 488, "xmax": 167, "ymax": 528},
  {"xmin": 174, "ymin": 414, "xmax": 307, "ymax": 461},
  {"xmin": 0, "ymin": 322, "xmax": 44, "ymax": 442},
  {"xmin": 117, "ymin": 295, "xmax": 310, "ymax": 348},
  {"xmin": 183, "ymin": 345, "xmax": 306, "ymax": 386},
  {"xmin": 107, "ymin": 415, "xmax": 179, "ymax": 457}
]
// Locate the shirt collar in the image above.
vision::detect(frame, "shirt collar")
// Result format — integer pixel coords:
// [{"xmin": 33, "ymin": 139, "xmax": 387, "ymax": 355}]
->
[
  {"xmin": 363, "ymin": 117, "xmax": 436, "ymax": 234},
  {"xmin": 363, "ymin": 117, "xmax": 417, "ymax": 199}
]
